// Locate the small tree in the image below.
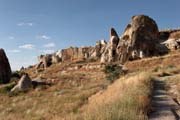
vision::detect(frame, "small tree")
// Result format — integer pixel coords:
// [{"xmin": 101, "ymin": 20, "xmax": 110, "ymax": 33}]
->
[{"xmin": 103, "ymin": 64, "xmax": 124, "ymax": 82}]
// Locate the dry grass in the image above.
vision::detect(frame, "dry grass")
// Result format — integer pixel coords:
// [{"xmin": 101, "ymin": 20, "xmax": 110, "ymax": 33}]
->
[
  {"xmin": 76, "ymin": 71, "xmax": 153, "ymax": 120},
  {"xmin": 152, "ymin": 64, "xmax": 180, "ymax": 77},
  {"xmin": 162, "ymin": 74, "xmax": 180, "ymax": 103},
  {"xmin": 125, "ymin": 51, "xmax": 180, "ymax": 72},
  {"xmin": 0, "ymin": 68, "xmax": 109, "ymax": 120},
  {"xmin": 2, "ymin": 51, "xmax": 179, "ymax": 120},
  {"xmin": 0, "ymin": 62, "xmax": 153, "ymax": 120}
]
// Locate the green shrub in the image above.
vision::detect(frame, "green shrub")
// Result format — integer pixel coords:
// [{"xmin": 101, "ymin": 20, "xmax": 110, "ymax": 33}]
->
[
  {"xmin": 0, "ymin": 82, "xmax": 16, "ymax": 94},
  {"xmin": 103, "ymin": 64, "xmax": 124, "ymax": 82},
  {"xmin": 11, "ymin": 70, "xmax": 25, "ymax": 78}
]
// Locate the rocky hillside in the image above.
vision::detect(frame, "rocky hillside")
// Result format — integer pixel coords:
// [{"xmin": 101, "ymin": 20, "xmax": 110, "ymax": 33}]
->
[{"xmin": 0, "ymin": 14, "xmax": 180, "ymax": 120}]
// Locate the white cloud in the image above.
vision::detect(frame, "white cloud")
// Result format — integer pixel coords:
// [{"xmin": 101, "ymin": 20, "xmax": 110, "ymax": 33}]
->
[
  {"xmin": 8, "ymin": 36, "xmax": 15, "ymax": 40},
  {"xmin": 8, "ymin": 49, "xmax": 21, "ymax": 53},
  {"xmin": 17, "ymin": 22, "xmax": 33, "ymax": 26},
  {"xmin": 19, "ymin": 44, "xmax": 35, "ymax": 50},
  {"xmin": 37, "ymin": 35, "xmax": 50, "ymax": 40},
  {"xmin": 41, "ymin": 49, "xmax": 55, "ymax": 54},
  {"xmin": 43, "ymin": 42, "xmax": 56, "ymax": 48}
]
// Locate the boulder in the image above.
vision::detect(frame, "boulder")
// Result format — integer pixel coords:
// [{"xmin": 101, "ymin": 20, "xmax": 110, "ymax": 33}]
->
[
  {"xmin": 11, "ymin": 73, "xmax": 32, "ymax": 92},
  {"xmin": 0, "ymin": 49, "xmax": 12, "ymax": 84}
]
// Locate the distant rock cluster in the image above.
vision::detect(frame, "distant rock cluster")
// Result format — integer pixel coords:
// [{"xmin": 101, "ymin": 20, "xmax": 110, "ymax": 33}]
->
[{"xmin": 36, "ymin": 15, "xmax": 180, "ymax": 71}]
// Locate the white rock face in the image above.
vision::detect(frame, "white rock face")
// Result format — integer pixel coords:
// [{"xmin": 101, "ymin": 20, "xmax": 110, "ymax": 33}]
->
[
  {"xmin": 11, "ymin": 74, "xmax": 32, "ymax": 92},
  {"xmin": 100, "ymin": 28, "xmax": 119, "ymax": 63},
  {"xmin": 162, "ymin": 38, "xmax": 180, "ymax": 50}
]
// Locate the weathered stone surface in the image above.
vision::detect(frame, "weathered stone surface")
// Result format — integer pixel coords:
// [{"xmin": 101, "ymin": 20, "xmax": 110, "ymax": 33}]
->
[
  {"xmin": 36, "ymin": 54, "xmax": 53, "ymax": 70},
  {"xmin": 58, "ymin": 46, "xmax": 95, "ymax": 62},
  {"xmin": 0, "ymin": 49, "xmax": 12, "ymax": 84},
  {"xmin": 169, "ymin": 31, "xmax": 180, "ymax": 39},
  {"xmin": 162, "ymin": 38, "xmax": 180, "ymax": 50},
  {"xmin": 159, "ymin": 30, "xmax": 180, "ymax": 51},
  {"xmin": 91, "ymin": 40, "xmax": 107, "ymax": 59},
  {"xmin": 100, "ymin": 28, "xmax": 119, "ymax": 63},
  {"xmin": 51, "ymin": 54, "xmax": 61, "ymax": 64},
  {"xmin": 117, "ymin": 15, "xmax": 160, "ymax": 63},
  {"xmin": 11, "ymin": 73, "xmax": 32, "ymax": 92}
]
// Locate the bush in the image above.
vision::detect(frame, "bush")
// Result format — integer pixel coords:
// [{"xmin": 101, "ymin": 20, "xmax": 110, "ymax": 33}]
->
[
  {"xmin": 103, "ymin": 64, "xmax": 124, "ymax": 82},
  {"xmin": 0, "ymin": 82, "xmax": 16, "ymax": 94},
  {"xmin": 11, "ymin": 70, "xmax": 25, "ymax": 78}
]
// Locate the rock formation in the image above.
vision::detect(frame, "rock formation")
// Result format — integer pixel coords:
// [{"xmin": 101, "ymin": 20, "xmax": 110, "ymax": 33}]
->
[
  {"xmin": 100, "ymin": 28, "xmax": 119, "ymax": 63},
  {"xmin": 0, "ymin": 49, "xmax": 12, "ymax": 84},
  {"xmin": 35, "ymin": 15, "xmax": 180, "ymax": 70},
  {"xmin": 11, "ymin": 73, "xmax": 32, "ymax": 92},
  {"xmin": 161, "ymin": 31, "xmax": 180, "ymax": 50},
  {"xmin": 117, "ymin": 15, "xmax": 160, "ymax": 62},
  {"xmin": 36, "ymin": 46, "xmax": 96, "ymax": 71},
  {"xmin": 36, "ymin": 54, "xmax": 54, "ymax": 71}
]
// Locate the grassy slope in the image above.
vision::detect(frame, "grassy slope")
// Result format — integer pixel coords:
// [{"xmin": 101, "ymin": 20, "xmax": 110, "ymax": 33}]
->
[
  {"xmin": 79, "ymin": 72, "xmax": 153, "ymax": 120},
  {"xmin": 125, "ymin": 51, "xmax": 180, "ymax": 72},
  {"xmin": 0, "ymin": 63, "xmax": 109, "ymax": 120},
  {"xmin": 0, "ymin": 51, "xmax": 180, "ymax": 120}
]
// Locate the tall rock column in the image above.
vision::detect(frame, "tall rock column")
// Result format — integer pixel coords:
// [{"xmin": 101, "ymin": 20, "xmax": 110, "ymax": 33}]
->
[
  {"xmin": 0, "ymin": 48, "xmax": 12, "ymax": 84},
  {"xmin": 100, "ymin": 28, "xmax": 119, "ymax": 63}
]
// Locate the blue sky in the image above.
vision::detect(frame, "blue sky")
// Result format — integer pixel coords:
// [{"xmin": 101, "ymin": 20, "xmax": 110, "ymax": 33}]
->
[{"xmin": 0, "ymin": 0, "xmax": 179, "ymax": 70}]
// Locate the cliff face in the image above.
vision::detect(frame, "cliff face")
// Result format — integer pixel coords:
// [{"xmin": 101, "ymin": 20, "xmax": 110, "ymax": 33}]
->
[
  {"xmin": 36, "ymin": 15, "xmax": 180, "ymax": 70},
  {"xmin": 59, "ymin": 46, "xmax": 95, "ymax": 62}
]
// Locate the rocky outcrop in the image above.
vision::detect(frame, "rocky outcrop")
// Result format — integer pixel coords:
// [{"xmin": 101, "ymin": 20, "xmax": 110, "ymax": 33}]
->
[
  {"xmin": 0, "ymin": 49, "xmax": 12, "ymax": 84},
  {"xmin": 35, "ymin": 15, "xmax": 180, "ymax": 69},
  {"xmin": 91, "ymin": 40, "xmax": 107, "ymax": 59},
  {"xmin": 36, "ymin": 46, "xmax": 96, "ymax": 71},
  {"xmin": 60, "ymin": 46, "xmax": 95, "ymax": 62},
  {"xmin": 11, "ymin": 73, "xmax": 32, "ymax": 92},
  {"xmin": 162, "ymin": 31, "xmax": 180, "ymax": 50},
  {"xmin": 117, "ymin": 15, "xmax": 160, "ymax": 62},
  {"xmin": 36, "ymin": 54, "xmax": 57, "ymax": 71},
  {"xmin": 162, "ymin": 38, "xmax": 180, "ymax": 50},
  {"xmin": 100, "ymin": 28, "xmax": 119, "ymax": 63},
  {"xmin": 101, "ymin": 15, "xmax": 164, "ymax": 63}
]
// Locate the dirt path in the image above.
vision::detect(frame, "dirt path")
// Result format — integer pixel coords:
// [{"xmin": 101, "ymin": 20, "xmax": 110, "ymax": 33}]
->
[{"xmin": 149, "ymin": 79, "xmax": 180, "ymax": 120}]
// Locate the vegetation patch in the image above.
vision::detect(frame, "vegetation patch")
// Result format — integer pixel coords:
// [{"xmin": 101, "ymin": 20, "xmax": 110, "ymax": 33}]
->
[
  {"xmin": 0, "ymin": 82, "xmax": 16, "ymax": 94},
  {"xmin": 82, "ymin": 72, "xmax": 153, "ymax": 120},
  {"xmin": 103, "ymin": 64, "xmax": 124, "ymax": 82}
]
